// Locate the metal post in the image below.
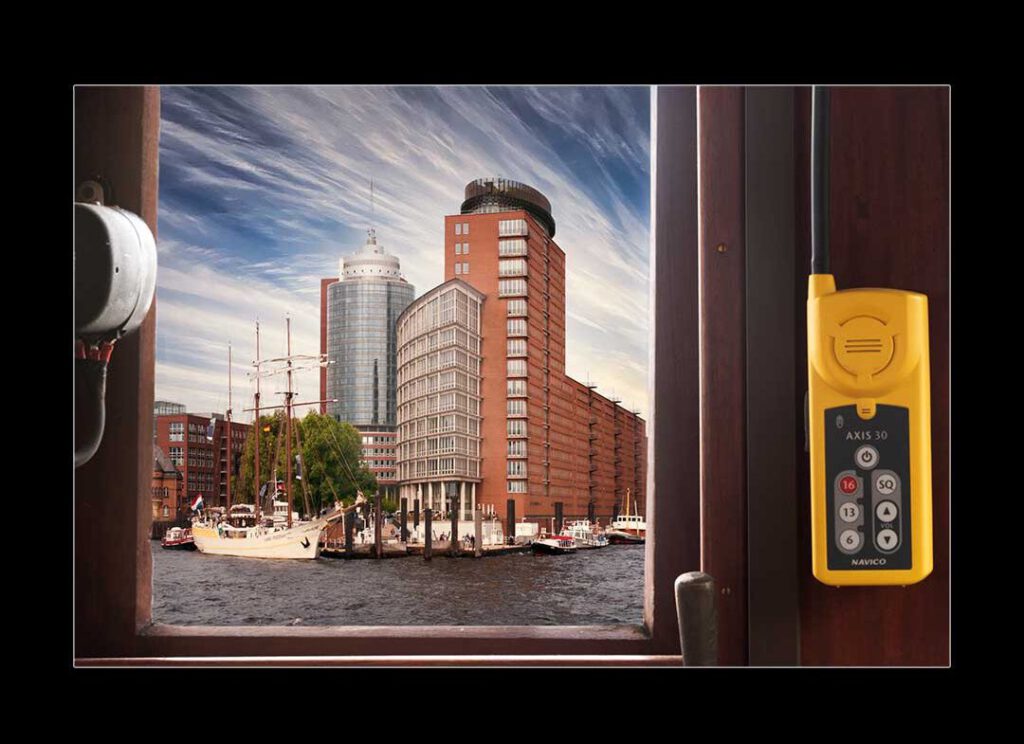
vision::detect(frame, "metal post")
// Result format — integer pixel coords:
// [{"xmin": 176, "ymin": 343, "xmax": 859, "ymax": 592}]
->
[
  {"xmin": 400, "ymin": 497, "xmax": 408, "ymax": 542},
  {"xmin": 474, "ymin": 506, "xmax": 483, "ymax": 558},
  {"xmin": 424, "ymin": 508, "xmax": 432, "ymax": 561},
  {"xmin": 675, "ymin": 571, "xmax": 718, "ymax": 666},
  {"xmin": 506, "ymin": 498, "xmax": 516, "ymax": 545},
  {"xmin": 374, "ymin": 493, "xmax": 383, "ymax": 559}
]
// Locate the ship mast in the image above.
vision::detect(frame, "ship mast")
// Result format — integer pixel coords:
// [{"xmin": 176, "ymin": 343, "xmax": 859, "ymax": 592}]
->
[
  {"xmin": 226, "ymin": 342, "xmax": 232, "ymax": 512},
  {"xmin": 254, "ymin": 321, "xmax": 261, "ymax": 524},
  {"xmin": 285, "ymin": 315, "xmax": 294, "ymax": 529}
]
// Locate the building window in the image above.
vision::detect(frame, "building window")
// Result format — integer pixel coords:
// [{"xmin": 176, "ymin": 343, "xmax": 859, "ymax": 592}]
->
[
  {"xmin": 463, "ymin": 223, "xmax": 469, "ymax": 234},
  {"xmin": 507, "ymin": 480, "xmax": 527, "ymax": 493},
  {"xmin": 455, "ymin": 243, "xmax": 462, "ymax": 255},
  {"xmin": 462, "ymin": 262, "xmax": 469, "ymax": 275},
  {"xmin": 455, "ymin": 223, "xmax": 462, "ymax": 236},
  {"xmin": 507, "ymin": 460, "xmax": 527, "ymax": 477},
  {"xmin": 463, "ymin": 242, "xmax": 469, "ymax": 255},
  {"xmin": 507, "ymin": 379, "xmax": 527, "ymax": 396},
  {"xmin": 498, "ymin": 219, "xmax": 528, "ymax": 237},
  {"xmin": 507, "ymin": 319, "xmax": 528, "ymax": 337},
  {"xmin": 507, "ymin": 359, "xmax": 527, "ymax": 377},
  {"xmin": 507, "ymin": 439, "xmax": 527, "ymax": 457},
  {"xmin": 507, "ymin": 339, "xmax": 527, "ymax": 357},
  {"xmin": 455, "ymin": 263, "xmax": 462, "ymax": 275},
  {"xmin": 507, "ymin": 399, "xmax": 527, "ymax": 416},
  {"xmin": 498, "ymin": 279, "xmax": 527, "ymax": 297},
  {"xmin": 499, "ymin": 238, "xmax": 527, "ymax": 257},
  {"xmin": 507, "ymin": 419, "xmax": 527, "ymax": 437},
  {"xmin": 498, "ymin": 258, "xmax": 527, "ymax": 277},
  {"xmin": 507, "ymin": 299, "xmax": 527, "ymax": 317}
]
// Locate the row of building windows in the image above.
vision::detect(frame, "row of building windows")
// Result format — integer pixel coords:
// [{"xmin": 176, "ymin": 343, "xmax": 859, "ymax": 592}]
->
[
  {"xmin": 454, "ymin": 242, "xmax": 470, "ymax": 255},
  {"xmin": 498, "ymin": 258, "xmax": 527, "ymax": 277},
  {"xmin": 507, "ymin": 480, "xmax": 528, "ymax": 493},
  {"xmin": 507, "ymin": 399, "xmax": 527, "ymax": 416},
  {"xmin": 507, "ymin": 299, "xmax": 528, "ymax": 317},
  {"xmin": 507, "ymin": 339, "xmax": 528, "ymax": 357},
  {"xmin": 508, "ymin": 379, "xmax": 527, "ymax": 396},
  {"xmin": 508, "ymin": 419, "xmax": 528, "ymax": 437},
  {"xmin": 398, "ymin": 392, "xmax": 480, "ymax": 420},
  {"xmin": 398, "ymin": 326, "xmax": 480, "ymax": 368},
  {"xmin": 498, "ymin": 279, "xmax": 528, "ymax": 297},
  {"xmin": 400, "ymin": 435, "xmax": 480, "ymax": 459},
  {"xmin": 397, "ymin": 287, "xmax": 480, "ymax": 341},
  {"xmin": 507, "ymin": 319, "xmax": 528, "ymax": 337},
  {"xmin": 453, "ymin": 222, "xmax": 471, "ymax": 235},
  {"xmin": 399, "ymin": 369, "xmax": 479, "ymax": 404},
  {"xmin": 400, "ymin": 413, "xmax": 481, "ymax": 440},
  {"xmin": 499, "ymin": 238, "xmax": 528, "ymax": 257},
  {"xmin": 507, "ymin": 460, "xmax": 528, "ymax": 478},
  {"xmin": 498, "ymin": 219, "xmax": 528, "ymax": 237},
  {"xmin": 398, "ymin": 348, "xmax": 481, "ymax": 386},
  {"xmin": 399, "ymin": 457, "xmax": 479, "ymax": 479},
  {"xmin": 361, "ymin": 435, "xmax": 395, "ymax": 445},
  {"xmin": 454, "ymin": 262, "xmax": 470, "ymax": 275},
  {"xmin": 508, "ymin": 439, "xmax": 527, "ymax": 457},
  {"xmin": 507, "ymin": 359, "xmax": 528, "ymax": 377}
]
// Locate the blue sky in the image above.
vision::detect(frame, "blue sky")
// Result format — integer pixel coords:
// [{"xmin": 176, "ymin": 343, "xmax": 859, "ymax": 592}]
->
[{"xmin": 156, "ymin": 86, "xmax": 651, "ymax": 418}]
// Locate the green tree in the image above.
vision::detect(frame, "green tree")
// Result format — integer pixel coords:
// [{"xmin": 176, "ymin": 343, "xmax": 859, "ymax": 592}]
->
[{"xmin": 296, "ymin": 412, "xmax": 377, "ymax": 514}]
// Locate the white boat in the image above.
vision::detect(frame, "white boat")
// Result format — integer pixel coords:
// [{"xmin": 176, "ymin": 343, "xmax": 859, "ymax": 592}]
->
[
  {"xmin": 606, "ymin": 488, "xmax": 646, "ymax": 544},
  {"xmin": 561, "ymin": 519, "xmax": 609, "ymax": 549},
  {"xmin": 192, "ymin": 502, "xmax": 356, "ymax": 560},
  {"xmin": 532, "ymin": 534, "xmax": 577, "ymax": 555}
]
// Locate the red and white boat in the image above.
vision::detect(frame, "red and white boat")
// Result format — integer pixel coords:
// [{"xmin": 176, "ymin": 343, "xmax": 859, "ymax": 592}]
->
[
  {"xmin": 606, "ymin": 488, "xmax": 646, "ymax": 545},
  {"xmin": 531, "ymin": 534, "xmax": 577, "ymax": 555},
  {"xmin": 160, "ymin": 526, "xmax": 196, "ymax": 550}
]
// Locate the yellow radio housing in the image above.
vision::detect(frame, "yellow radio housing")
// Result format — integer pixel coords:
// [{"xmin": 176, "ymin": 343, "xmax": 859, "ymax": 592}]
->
[{"xmin": 807, "ymin": 274, "xmax": 933, "ymax": 586}]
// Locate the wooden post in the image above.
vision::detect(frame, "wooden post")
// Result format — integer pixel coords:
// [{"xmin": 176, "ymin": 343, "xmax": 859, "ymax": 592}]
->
[
  {"xmin": 554, "ymin": 501, "xmax": 564, "ymax": 534},
  {"xmin": 344, "ymin": 510, "xmax": 354, "ymax": 556},
  {"xmin": 449, "ymin": 493, "xmax": 460, "ymax": 557},
  {"xmin": 474, "ymin": 506, "xmax": 483, "ymax": 558},
  {"xmin": 424, "ymin": 508, "xmax": 432, "ymax": 561},
  {"xmin": 413, "ymin": 498, "xmax": 420, "ymax": 530},
  {"xmin": 506, "ymin": 498, "xmax": 516, "ymax": 545},
  {"xmin": 400, "ymin": 497, "xmax": 408, "ymax": 542},
  {"xmin": 374, "ymin": 493, "xmax": 383, "ymax": 559}
]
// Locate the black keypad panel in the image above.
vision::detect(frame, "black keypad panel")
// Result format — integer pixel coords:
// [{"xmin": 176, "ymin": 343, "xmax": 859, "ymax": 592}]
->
[{"xmin": 825, "ymin": 404, "xmax": 912, "ymax": 571}]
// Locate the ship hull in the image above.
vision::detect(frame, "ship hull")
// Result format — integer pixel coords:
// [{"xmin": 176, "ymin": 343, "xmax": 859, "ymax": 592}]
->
[
  {"xmin": 605, "ymin": 530, "xmax": 645, "ymax": 545},
  {"xmin": 192, "ymin": 519, "xmax": 327, "ymax": 560}
]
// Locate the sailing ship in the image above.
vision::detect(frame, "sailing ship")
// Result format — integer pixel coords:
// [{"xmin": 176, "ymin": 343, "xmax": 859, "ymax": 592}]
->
[
  {"xmin": 605, "ymin": 488, "xmax": 646, "ymax": 545},
  {"xmin": 191, "ymin": 318, "xmax": 365, "ymax": 560}
]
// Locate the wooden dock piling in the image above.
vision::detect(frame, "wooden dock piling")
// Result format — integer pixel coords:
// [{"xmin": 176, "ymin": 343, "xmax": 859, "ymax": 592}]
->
[
  {"xmin": 424, "ymin": 508, "xmax": 432, "ymax": 561},
  {"xmin": 374, "ymin": 493, "xmax": 383, "ymax": 559},
  {"xmin": 400, "ymin": 497, "xmax": 409, "ymax": 542},
  {"xmin": 507, "ymin": 498, "xmax": 516, "ymax": 545},
  {"xmin": 413, "ymin": 499, "xmax": 419, "ymax": 530},
  {"xmin": 449, "ymin": 495, "xmax": 460, "ymax": 557},
  {"xmin": 555, "ymin": 501, "xmax": 564, "ymax": 534},
  {"xmin": 474, "ymin": 506, "xmax": 482, "ymax": 558}
]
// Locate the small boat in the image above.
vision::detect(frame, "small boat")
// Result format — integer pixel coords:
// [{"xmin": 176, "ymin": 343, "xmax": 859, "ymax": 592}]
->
[
  {"xmin": 532, "ymin": 534, "xmax": 577, "ymax": 555},
  {"xmin": 561, "ymin": 520, "xmax": 609, "ymax": 549},
  {"xmin": 160, "ymin": 526, "xmax": 196, "ymax": 550},
  {"xmin": 606, "ymin": 488, "xmax": 646, "ymax": 545}
]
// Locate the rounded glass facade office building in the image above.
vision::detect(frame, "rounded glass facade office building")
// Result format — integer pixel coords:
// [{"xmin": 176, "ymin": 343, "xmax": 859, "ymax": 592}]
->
[{"xmin": 326, "ymin": 229, "xmax": 415, "ymax": 429}]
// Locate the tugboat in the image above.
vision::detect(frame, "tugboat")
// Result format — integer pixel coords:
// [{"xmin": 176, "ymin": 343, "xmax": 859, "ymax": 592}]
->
[
  {"xmin": 531, "ymin": 534, "xmax": 577, "ymax": 555},
  {"xmin": 160, "ymin": 526, "xmax": 196, "ymax": 550},
  {"xmin": 605, "ymin": 488, "xmax": 646, "ymax": 545}
]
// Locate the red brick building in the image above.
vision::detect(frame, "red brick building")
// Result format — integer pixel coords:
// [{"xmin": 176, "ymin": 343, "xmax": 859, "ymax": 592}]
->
[
  {"xmin": 152, "ymin": 444, "xmax": 184, "ymax": 521},
  {"xmin": 153, "ymin": 410, "xmax": 250, "ymax": 510},
  {"xmin": 396, "ymin": 179, "xmax": 646, "ymax": 529}
]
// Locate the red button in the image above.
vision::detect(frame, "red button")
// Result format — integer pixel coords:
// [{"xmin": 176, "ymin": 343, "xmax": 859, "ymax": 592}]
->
[{"xmin": 839, "ymin": 476, "xmax": 858, "ymax": 494}]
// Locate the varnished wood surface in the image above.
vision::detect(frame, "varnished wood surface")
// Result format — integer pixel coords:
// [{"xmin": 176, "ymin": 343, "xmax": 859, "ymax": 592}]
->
[
  {"xmin": 697, "ymin": 87, "xmax": 748, "ymax": 666},
  {"xmin": 648, "ymin": 86, "xmax": 702, "ymax": 654},
  {"xmin": 794, "ymin": 87, "xmax": 950, "ymax": 665},
  {"xmin": 74, "ymin": 86, "xmax": 160, "ymax": 657}
]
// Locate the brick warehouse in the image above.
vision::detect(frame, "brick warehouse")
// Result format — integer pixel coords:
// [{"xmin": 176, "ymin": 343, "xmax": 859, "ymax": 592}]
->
[
  {"xmin": 396, "ymin": 178, "xmax": 646, "ymax": 530},
  {"xmin": 153, "ymin": 407, "xmax": 251, "ymax": 510}
]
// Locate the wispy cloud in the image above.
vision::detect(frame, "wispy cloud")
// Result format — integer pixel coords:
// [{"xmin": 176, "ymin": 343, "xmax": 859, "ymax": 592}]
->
[{"xmin": 157, "ymin": 86, "xmax": 650, "ymax": 417}]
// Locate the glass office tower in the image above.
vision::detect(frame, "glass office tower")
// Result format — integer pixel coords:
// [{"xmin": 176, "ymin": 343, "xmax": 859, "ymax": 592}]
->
[{"xmin": 326, "ymin": 229, "xmax": 415, "ymax": 431}]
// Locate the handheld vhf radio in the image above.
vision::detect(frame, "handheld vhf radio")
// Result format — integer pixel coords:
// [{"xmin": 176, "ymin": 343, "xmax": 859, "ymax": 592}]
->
[{"xmin": 807, "ymin": 87, "xmax": 933, "ymax": 586}]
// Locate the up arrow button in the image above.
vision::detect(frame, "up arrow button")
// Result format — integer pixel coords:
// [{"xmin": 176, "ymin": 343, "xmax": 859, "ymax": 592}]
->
[{"xmin": 875, "ymin": 501, "xmax": 898, "ymax": 522}]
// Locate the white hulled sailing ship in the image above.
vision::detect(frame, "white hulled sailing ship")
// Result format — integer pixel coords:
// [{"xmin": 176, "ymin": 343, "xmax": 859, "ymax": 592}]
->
[
  {"xmin": 191, "ymin": 318, "xmax": 364, "ymax": 560},
  {"xmin": 605, "ymin": 488, "xmax": 646, "ymax": 545}
]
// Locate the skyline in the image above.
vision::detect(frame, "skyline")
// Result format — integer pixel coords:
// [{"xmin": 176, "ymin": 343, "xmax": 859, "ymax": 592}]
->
[{"xmin": 156, "ymin": 86, "xmax": 651, "ymax": 420}]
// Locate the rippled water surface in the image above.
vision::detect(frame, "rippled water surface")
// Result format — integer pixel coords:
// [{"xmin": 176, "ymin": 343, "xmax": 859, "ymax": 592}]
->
[{"xmin": 152, "ymin": 543, "xmax": 644, "ymax": 626}]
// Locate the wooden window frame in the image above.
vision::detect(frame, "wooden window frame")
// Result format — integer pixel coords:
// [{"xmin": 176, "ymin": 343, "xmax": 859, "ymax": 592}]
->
[{"xmin": 73, "ymin": 85, "xmax": 702, "ymax": 666}]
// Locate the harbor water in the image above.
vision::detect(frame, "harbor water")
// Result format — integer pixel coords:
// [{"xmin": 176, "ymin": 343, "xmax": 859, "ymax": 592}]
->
[{"xmin": 152, "ymin": 544, "xmax": 644, "ymax": 626}]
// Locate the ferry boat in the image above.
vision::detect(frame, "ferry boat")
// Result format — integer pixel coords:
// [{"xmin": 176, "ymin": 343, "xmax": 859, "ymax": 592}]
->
[
  {"xmin": 160, "ymin": 526, "xmax": 196, "ymax": 550},
  {"xmin": 561, "ymin": 520, "xmax": 609, "ymax": 549},
  {"xmin": 532, "ymin": 534, "xmax": 577, "ymax": 555},
  {"xmin": 606, "ymin": 488, "xmax": 646, "ymax": 545}
]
